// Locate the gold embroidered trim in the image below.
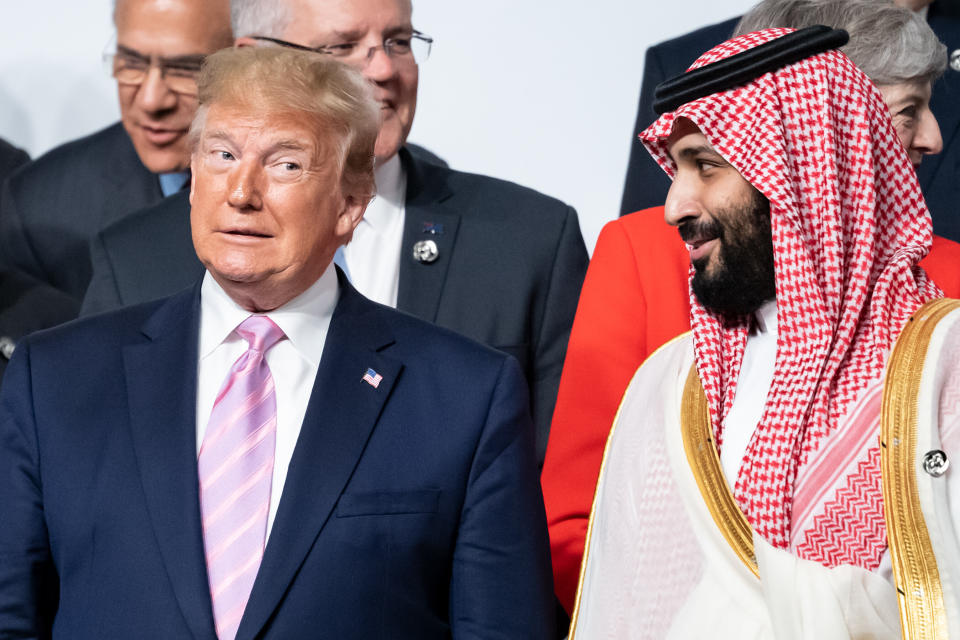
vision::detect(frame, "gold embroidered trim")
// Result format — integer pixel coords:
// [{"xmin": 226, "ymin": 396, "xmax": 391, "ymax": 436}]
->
[
  {"xmin": 568, "ymin": 331, "xmax": 692, "ymax": 637},
  {"xmin": 882, "ymin": 297, "xmax": 960, "ymax": 639},
  {"xmin": 681, "ymin": 364, "xmax": 759, "ymax": 578}
]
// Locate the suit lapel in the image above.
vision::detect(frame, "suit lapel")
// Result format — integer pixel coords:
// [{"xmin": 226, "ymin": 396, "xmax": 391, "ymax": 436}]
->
[
  {"xmin": 101, "ymin": 124, "xmax": 162, "ymax": 229},
  {"xmin": 396, "ymin": 148, "xmax": 461, "ymax": 322},
  {"xmin": 123, "ymin": 284, "xmax": 217, "ymax": 640},
  {"xmin": 236, "ymin": 278, "xmax": 402, "ymax": 640}
]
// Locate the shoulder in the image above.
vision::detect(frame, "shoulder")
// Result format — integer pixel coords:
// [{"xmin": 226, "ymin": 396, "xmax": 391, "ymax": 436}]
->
[
  {"xmin": 648, "ymin": 16, "xmax": 739, "ymax": 58},
  {"xmin": 407, "ymin": 151, "xmax": 574, "ymax": 221},
  {"xmin": 0, "ymin": 138, "xmax": 29, "ymax": 181},
  {"xmin": 16, "ymin": 293, "xmax": 173, "ymax": 367},
  {"xmin": 6, "ymin": 123, "xmax": 130, "ymax": 192}
]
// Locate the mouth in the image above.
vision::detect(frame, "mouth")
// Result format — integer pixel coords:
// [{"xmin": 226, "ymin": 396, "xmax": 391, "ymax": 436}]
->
[
  {"xmin": 139, "ymin": 124, "xmax": 187, "ymax": 146},
  {"xmin": 219, "ymin": 228, "xmax": 272, "ymax": 241},
  {"xmin": 679, "ymin": 223, "xmax": 722, "ymax": 263}
]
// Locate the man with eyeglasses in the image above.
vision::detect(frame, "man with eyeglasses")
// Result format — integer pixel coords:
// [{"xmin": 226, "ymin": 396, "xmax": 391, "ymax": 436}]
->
[
  {"xmin": 0, "ymin": 0, "xmax": 232, "ymax": 303},
  {"xmin": 83, "ymin": 0, "xmax": 589, "ymax": 470}
]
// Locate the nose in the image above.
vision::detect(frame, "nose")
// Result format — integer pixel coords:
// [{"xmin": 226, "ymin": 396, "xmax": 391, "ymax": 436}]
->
[
  {"xmin": 136, "ymin": 66, "xmax": 178, "ymax": 114},
  {"xmin": 362, "ymin": 46, "xmax": 398, "ymax": 82},
  {"xmin": 227, "ymin": 162, "xmax": 263, "ymax": 211},
  {"xmin": 913, "ymin": 109, "xmax": 943, "ymax": 158},
  {"xmin": 664, "ymin": 171, "xmax": 701, "ymax": 227}
]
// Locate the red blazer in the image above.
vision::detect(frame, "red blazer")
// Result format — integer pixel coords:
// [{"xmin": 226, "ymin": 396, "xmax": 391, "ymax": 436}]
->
[{"xmin": 542, "ymin": 206, "xmax": 960, "ymax": 613}]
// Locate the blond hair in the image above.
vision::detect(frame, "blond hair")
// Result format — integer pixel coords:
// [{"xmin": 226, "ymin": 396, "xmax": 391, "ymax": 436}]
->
[{"xmin": 190, "ymin": 46, "xmax": 379, "ymax": 198}]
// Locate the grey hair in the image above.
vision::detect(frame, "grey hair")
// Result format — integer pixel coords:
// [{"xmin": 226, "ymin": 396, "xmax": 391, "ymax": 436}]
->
[
  {"xmin": 735, "ymin": 0, "xmax": 946, "ymax": 85},
  {"xmin": 230, "ymin": 0, "xmax": 293, "ymax": 39}
]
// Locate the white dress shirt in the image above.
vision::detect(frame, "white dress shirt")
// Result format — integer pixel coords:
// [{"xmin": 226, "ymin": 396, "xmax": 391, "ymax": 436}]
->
[
  {"xmin": 196, "ymin": 264, "xmax": 339, "ymax": 539},
  {"xmin": 342, "ymin": 154, "xmax": 406, "ymax": 307},
  {"xmin": 720, "ymin": 299, "xmax": 779, "ymax": 483}
]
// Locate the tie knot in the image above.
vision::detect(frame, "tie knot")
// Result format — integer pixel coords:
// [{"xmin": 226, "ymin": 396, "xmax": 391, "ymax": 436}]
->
[{"xmin": 235, "ymin": 315, "xmax": 286, "ymax": 353}]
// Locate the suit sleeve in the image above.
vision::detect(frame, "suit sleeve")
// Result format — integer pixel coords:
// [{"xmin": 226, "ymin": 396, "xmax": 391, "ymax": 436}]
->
[
  {"xmin": 618, "ymin": 44, "xmax": 674, "ymax": 216},
  {"xmin": 450, "ymin": 356, "xmax": 556, "ymax": 640},
  {"xmin": 530, "ymin": 205, "xmax": 588, "ymax": 466},
  {"xmin": 0, "ymin": 341, "xmax": 58, "ymax": 639},
  {"xmin": 81, "ymin": 231, "xmax": 124, "ymax": 317}
]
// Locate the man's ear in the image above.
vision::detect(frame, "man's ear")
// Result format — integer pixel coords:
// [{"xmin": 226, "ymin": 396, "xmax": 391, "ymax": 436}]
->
[
  {"xmin": 336, "ymin": 194, "xmax": 369, "ymax": 237},
  {"xmin": 234, "ymin": 37, "xmax": 259, "ymax": 48}
]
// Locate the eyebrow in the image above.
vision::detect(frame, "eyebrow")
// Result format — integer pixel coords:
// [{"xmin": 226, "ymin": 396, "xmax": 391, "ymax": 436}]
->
[
  {"xmin": 672, "ymin": 144, "xmax": 728, "ymax": 163},
  {"xmin": 115, "ymin": 44, "xmax": 206, "ymax": 65},
  {"xmin": 328, "ymin": 24, "xmax": 414, "ymax": 41}
]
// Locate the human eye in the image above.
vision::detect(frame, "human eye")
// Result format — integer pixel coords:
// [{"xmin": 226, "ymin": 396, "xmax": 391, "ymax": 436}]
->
[
  {"xmin": 323, "ymin": 43, "xmax": 357, "ymax": 57},
  {"xmin": 164, "ymin": 60, "xmax": 204, "ymax": 79},
  {"xmin": 218, "ymin": 150, "xmax": 235, "ymax": 161},
  {"xmin": 386, "ymin": 36, "xmax": 412, "ymax": 54}
]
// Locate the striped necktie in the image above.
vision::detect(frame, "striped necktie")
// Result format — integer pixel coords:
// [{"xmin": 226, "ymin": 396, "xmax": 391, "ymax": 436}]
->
[{"xmin": 198, "ymin": 315, "xmax": 285, "ymax": 640}]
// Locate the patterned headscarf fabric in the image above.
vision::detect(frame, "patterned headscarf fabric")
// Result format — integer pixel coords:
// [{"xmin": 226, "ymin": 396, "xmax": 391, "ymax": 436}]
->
[{"xmin": 640, "ymin": 28, "xmax": 941, "ymax": 566}]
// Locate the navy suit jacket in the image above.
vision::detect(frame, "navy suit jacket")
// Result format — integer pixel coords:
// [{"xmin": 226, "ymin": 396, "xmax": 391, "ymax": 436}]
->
[
  {"xmin": 0, "ymin": 272, "xmax": 555, "ymax": 639},
  {"xmin": 82, "ymin": 147, "xmax": 588, "ymax": 463},
  {"xmin": 0, "ymin": 122, "xmax": 162, "ymax": 301},
  {"xmin": 619, "ymin": 6, "xmax": 960, "ymax": 243}
]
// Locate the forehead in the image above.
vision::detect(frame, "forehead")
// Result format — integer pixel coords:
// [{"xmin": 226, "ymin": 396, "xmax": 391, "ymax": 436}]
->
[
  {"xmin": 665, "ymin": 118, "xmax": 721, "ymax": 161},
  {"xmin": 877, "ymin": 80, "xmax": 933, "ymax": 107},
  {"xmin": 282, "ymin": 0, "xmax": 413, "ymax": 42},
  {"xmin": 200, "ymin": 102, "xmax": 330, "ymax": 151},
  {"xmin": 115, "ymin": 0, "xmax": 228, "ymax": 53}
]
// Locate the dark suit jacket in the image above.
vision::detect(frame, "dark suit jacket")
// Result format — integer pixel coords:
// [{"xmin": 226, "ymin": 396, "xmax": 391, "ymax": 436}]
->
[
  {"xmin": 618, "ymin": 17, "xmax": 738, "ymax": 216},
  {"xmin": 0, "ymin": 138, "xmax": 29, "ymax": 189},
  {"xmin": 0, "ymin": 273, "xmax": 555, "ymax": 639},
  {"xmin": 916, "ymin": 1, "xmax": 960, "ymax": 241},
  {"xmin": 0, "ymin": 269, "xmax": 78, "ymax": 382},
  {"xmin": 620, "ymin": 7, "xmax": 960, "ymax": 244},
  {"xmin": 82, "ymin": 147, "xmax": 588, "ymax": 463},
  {"xmin": 0, "ymin": 122, "xmax": 162, "ymax": 301}
]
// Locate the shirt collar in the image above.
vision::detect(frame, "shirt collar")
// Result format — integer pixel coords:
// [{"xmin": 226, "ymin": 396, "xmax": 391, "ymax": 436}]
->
[
  {"xmin": 158, "ymin": 170, "xmax": 190, "ymax": 197},
  {"xmin": 362, "ymin": 154, "xmax": 406, "ymax": 229},
  {"xmin": 199, "ymin": 262, "xmax": 340, "ymax": 366},
  {"xmin": 753, "ymin": 298, "xmax": 778, "ymax": 335}
]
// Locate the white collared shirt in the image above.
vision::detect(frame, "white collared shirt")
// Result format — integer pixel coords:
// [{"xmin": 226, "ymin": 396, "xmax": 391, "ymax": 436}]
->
[
  {"xmin": 342, "ymin": 154, "xmax": 406, "ymax": 307},
  {"xmin": 720, "ymin": 299, "xmax": 779, "ymax": 483},
  {"xmin": 196, "ymin": 264, "xmax": 339, "ymax": 539}
]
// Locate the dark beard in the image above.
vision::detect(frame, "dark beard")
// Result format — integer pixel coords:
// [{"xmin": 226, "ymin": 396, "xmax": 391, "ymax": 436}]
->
[{"xmin": 687, "ymin": 192, "xmax": 775, "ymax": 317}]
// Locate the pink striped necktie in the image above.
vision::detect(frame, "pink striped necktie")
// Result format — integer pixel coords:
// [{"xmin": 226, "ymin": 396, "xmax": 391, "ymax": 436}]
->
[{"xmin": 198, "ymin": 315, "xmax": 286, "ymax": 640}]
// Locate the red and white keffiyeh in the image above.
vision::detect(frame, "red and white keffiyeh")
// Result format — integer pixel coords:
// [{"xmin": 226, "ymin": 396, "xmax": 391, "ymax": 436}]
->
[{"xmin": 641, "ymin": 28, "xmax": 942, "ymax": 568}]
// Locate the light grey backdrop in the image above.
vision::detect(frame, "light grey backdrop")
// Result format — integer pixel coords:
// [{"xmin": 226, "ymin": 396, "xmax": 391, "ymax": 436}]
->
[{"xmin": 0, "ymin": 1, "xmax": 758, "ymax": 250}]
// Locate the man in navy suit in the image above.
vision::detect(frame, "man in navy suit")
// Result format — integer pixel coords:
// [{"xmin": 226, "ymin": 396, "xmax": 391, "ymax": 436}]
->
[
  {"xmin": 0, "ymin": 47, "xmax": 554, "ymax": 639},
  {"xmin": 619, "ymin": 0, "xmax": 960, "ymax": 242},
  {"xmin": 82, "ymin": 0, "xmax": 588, "ymax": 466},
  {"xmin": 0, "ymin": 0, "xmax": 233, "ymax": 301}
]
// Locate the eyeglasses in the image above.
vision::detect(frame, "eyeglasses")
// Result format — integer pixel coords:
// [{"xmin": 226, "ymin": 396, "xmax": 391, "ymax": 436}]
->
[
  {"xmin": 250, "ymin": 30, "xmax": 433, "ymax": 66},
  {"xmin": 103, "ymin": 44, "xmax": 206, "ymax": 96}
]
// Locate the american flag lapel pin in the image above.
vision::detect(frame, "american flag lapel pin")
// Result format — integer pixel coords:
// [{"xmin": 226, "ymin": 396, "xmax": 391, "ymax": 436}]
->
[{"xmin": 362, "ymin": 367, "xmax": 383, "ymax": 389}]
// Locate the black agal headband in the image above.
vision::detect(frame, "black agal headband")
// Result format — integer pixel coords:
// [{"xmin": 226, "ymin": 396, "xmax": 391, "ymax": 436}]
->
[{"xmin": 652, "ymin": 25, "xmax": 850, "ymax": 115}]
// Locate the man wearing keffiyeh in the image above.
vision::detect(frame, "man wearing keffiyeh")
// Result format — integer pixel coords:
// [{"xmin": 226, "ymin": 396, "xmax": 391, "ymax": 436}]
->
[{"xmin": 570, "ymin": 26, "xmax": 960, "ymax": 639}]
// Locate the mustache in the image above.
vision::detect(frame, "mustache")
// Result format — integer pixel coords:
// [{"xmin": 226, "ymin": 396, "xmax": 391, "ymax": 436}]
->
[{"xmin": 678, "ymin": 218, "xmax": 723, "ymax": 244}]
